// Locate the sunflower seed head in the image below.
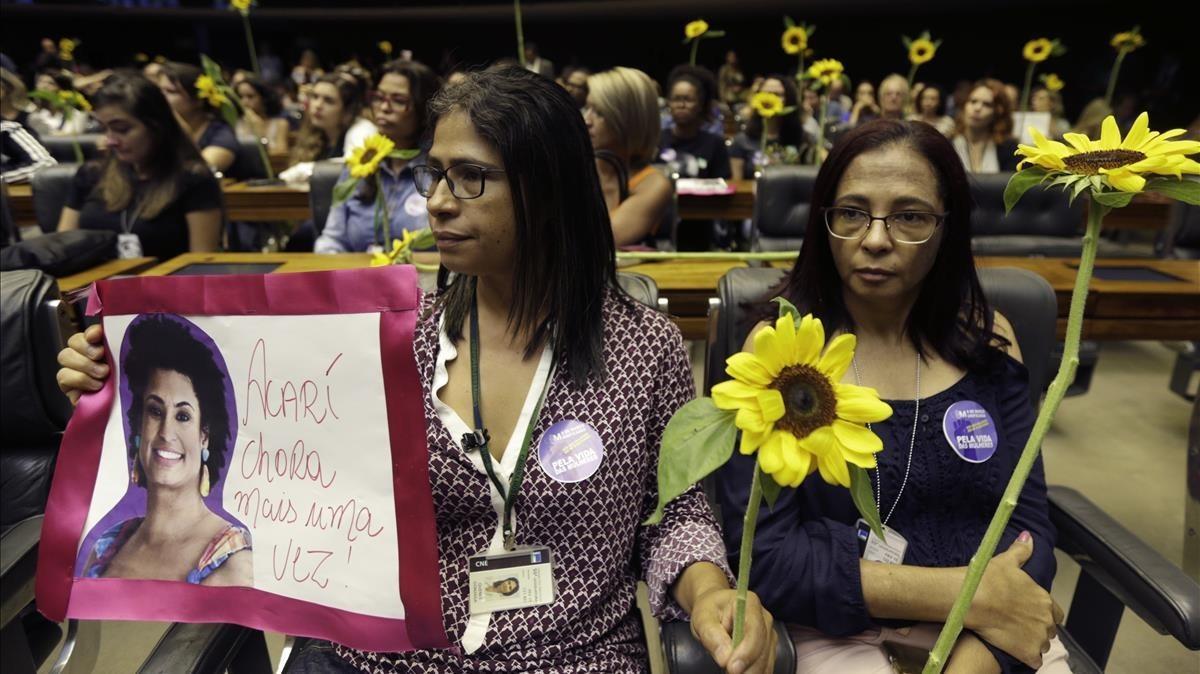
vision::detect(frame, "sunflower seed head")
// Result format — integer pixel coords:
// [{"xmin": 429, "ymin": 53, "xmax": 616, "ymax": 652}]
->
[
  {"xmin": 1063, "ymin": 149, "xmax": 1145, "ymax": 175},
  {"xmin": 771, "ymin": 364, "xmax": 837, "ymax": 438}
]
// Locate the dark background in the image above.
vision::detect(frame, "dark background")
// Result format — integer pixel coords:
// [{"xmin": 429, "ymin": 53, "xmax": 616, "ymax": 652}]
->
[{"xmin": 2, "ymin": 0, "xmax": 1196, "ymax": 126}]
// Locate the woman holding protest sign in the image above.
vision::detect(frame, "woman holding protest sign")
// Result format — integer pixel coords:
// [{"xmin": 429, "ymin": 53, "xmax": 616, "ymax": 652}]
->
[{"xmin": 58, "ymin": 66, "xmax": 776, "ymax": 673}]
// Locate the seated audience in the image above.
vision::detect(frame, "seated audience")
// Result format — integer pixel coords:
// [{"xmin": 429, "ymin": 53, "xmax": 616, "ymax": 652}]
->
[
  {"xmin": 848, "ymin": 79, "xmax": 881, "ymax": 129},
  {"xmin": 719, "ymin": 119, "xmax": 1067, "ymax": 673},
  {"xmin": 585, "ymin": 66, "xmax": 672, "ymax": 248},
  {"xmin": 1070, "ymin": 98, "xmax": 1114, "ymax": 139},
  {"xmin": 1029, "ymin": 85, "xmax": 1070, "ymax": 139},
  {"xmin": 951, "ymin": 78, "xmax": 1018, "ymax": 173},
  {"xmin": 556, "ymin": 65, "xmax": 589, "ymax": 109},
  {"xmin": 1, "ymin": 68, "xmax": 41, "ymax": 141},
  {"xmin": 290, "ymin": 48, "xmax": 324, "ymax": 87},
  {"xmin": 234, "ymin": 74, "xmax": 289, "ymax": 153},
  {"xmin": 286, "ymin": 71, "xmax": 372, "ymax": 169},
  {"xmin": 2, "ymin": 119, "xmax": 56, "ymax": 183},
  {"xmin": 659, "ymin": 65, "xmax": 731, "ymax": 179},
  {"xmin": 316, "ymin": 60, "xmax": 441, "ymax": 253},
  {"xmin": 718, "ymin": 49, "xmax": 746, "ymax": 107},
  {"xmin": 28, "ymin": 69, "xmax": 91, "ymax": 136},
  {"xmin": 523, "ymin": 41, "xmax": 555, "ymax": 78},
  {"xmin": 56, "ymin": 72, "xmax": 221, "ymax": 257},
  {"xmin": 908, "ymin": 83, "xmax": 955, "ymax": 137},
  {"xmin": 58, "ymin": 64, "xmax": 777, "ymax": 674},
  {"xmin": 877, "ymin": 73, "xmax": 909, "ymax": 122},
  {"xmin": 729, "ymin": 74, "xmax": 810, "ymax": 179},
  {"xmin": 161, "ymin": 62, "xmax": 240, "ymax": 176}
]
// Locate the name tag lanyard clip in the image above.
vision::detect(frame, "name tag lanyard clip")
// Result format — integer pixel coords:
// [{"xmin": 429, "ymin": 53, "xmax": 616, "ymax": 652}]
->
[{"xmin": 853, "ymin": 352, "xmax": 921, "ymax": 526}]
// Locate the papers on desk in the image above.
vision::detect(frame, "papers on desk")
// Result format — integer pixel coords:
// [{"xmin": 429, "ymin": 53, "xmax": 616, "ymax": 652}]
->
[{"xmin": 675, "ymin": 178, "xmax": 736, "ymax": 196}]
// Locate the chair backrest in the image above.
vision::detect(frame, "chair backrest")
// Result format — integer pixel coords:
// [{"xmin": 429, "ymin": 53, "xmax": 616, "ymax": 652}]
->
[
  {"xmin": 705, "ymin": 266, "xmax": 1056, "ymax": 404},
  {"xmin": 616, "ymin": 271, "xmax": 660, "ymax": 311},
  {"xmin": 650, "ymin": 163, "xmax": 679, "ymax": 251},
  {"xmin": 308, "ymin": 160, "xmax": 345, "ymax": 235},
  {"xmin": 752, "ymin": 164, "xmax": 818, "ymax": 252},
  {"xmin": 30, "ymin": 163, "xmax": 79, "ymax": 234},
  {"xmin": 40, "ymin": 135, "xmax": 103, "ymax": 163},
  {"xmin": 1159, "ymin": 201, "xmax": 1200, "ymax": 259},
  {"xmin": 970, "ymin": 171, "xmax": 1082, "ymax": 239},
  {"xmin": 231, "ymin": 139, "xmax": 269, "ymax": 181},
  {"xmin": 0, "ymin": 270, "xmax": 72, "ymax": 444}
]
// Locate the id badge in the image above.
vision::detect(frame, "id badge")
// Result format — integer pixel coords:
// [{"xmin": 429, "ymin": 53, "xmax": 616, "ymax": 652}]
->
[
  {"xmin": 856, "ymin": 519, "xmax": 908, "ymax": 565},
  {"xmin": 468, "ymin": 546, "xmax": 555, "ymax": 615},
  {"xmin": 116, "ymin": 233, "xmax": 143, "ymax": 259},
  {"xmin": 366, "ymin": 243, "xmax": 384, "ymax": 254}
]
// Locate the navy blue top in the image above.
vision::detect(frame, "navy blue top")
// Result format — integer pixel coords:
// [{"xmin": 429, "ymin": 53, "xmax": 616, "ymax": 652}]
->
[
  {"xmin": 717, "ymin": 353, "xmax": 1055, "ymax": 674},
  {"xmin": 198, "ymin": 120, "xmax": 244, "ymax": 179}
]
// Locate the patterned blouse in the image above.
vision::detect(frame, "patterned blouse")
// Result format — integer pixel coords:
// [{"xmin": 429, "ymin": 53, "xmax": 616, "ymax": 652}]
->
[{"xmin": 334, "ymin": 290, "xmax": 731, "ymax": 673}]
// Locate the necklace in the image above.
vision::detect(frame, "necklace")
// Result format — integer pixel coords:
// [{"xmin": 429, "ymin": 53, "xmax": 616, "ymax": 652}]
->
[{"xmin": 853, "ymin": 352, "xmax": 920, "ymax": 525}]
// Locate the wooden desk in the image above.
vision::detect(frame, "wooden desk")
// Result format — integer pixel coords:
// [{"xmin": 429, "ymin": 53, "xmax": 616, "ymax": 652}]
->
[
  {"xmin": 57, "ymin": 257, "xmax": 157, "ymax": 293},
  {"xmin": 677, "ymin": 179, "xmax": 755, "ymax": 220},
  {"xmin": 5, "ymin": 183, "xmax": 36, "ymax": 228},
  {"xmin": 222, "ymin": 182, "xmax": 311, "ymax": 221},
  {"xmin": 138, "ymin": 253, "xmax": 1199, "ymax": 342}
]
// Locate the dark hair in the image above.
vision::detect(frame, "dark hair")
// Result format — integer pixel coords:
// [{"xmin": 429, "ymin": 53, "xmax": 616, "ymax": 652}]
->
[
  {"xmin": 355, "ymin": 60, "xmax": 442, "ymax": 204},
  {"xmin": 124, "ymin": 315, "xmax": 232, "ymax": 492},
  {"xmin": 37, "ymin": 69, "xmax": 75, "ymax": 92},
  {"xmin": 917, "ymin": 83, "xmax": 945, "ymax": 117},
  {"xmin": 492, "ymin": 577, "xmax": 519, "ymax": 595},
  {"xmin": 667, "ymin": 64, "xmax": 718, "ymax": 122},
  {"xmin": 776, "ymin": 119, "xmax": 1004, "ymax": 370},
  {"xmin": 235, "ymin": 74, "xmax": 282, "ymax": 118},
  {"xmin": 163, "ymin": 62, "xmax": 210, "ymax": 113},
  {"xmin": 559, "ymin": 65, "xmax": 591, "ymax": 81},
  {"xmin": 289, "ymin": 71, "xmax": 368, "ymax": 164},
  {"xmin": 89, "ymin": 71, "xmax": 208, "ymax": 218},
  {"xmin": 427, "ymin": 66, "xmax": 625, "ymax": 386},
  {"xmin": 746, "ymin": 74, "xmax": 805, "ymax": 147}
]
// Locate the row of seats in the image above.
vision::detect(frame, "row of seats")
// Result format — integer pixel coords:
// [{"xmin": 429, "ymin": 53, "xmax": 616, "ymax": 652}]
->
[{"xmin": 2, "ymin": 266, "xmax": 1197, "ymax": 673}]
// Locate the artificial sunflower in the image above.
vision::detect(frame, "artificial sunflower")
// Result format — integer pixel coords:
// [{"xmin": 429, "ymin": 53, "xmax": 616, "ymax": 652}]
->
[
  {"xmin": 909, "ymin": 38, "xmax": 936, "ymax": 65},
  {"xmin": 750, "ymin": 91, "xmax": 785, "ymax": 118},
  {"xmin": 1023, "ymin": 38, "xmax": 1053, "ymax": 63},
  {"xmin": 1111, "ymin": 29, "xmax": 1145, "ymax": 52},
  {"xmin": 782, "ymin": 26, "xmax": 808, "ymax": 55},
  {"xmin": 230, "ymin": 0, "xmax": 252, "ymax": 13},
  {"xmin": 685, "ymin": 20, "xmax": 709, "ymax": 40},
  {"xmin": 711, "ymin": 313, "xmax": 891, "ymax": 488},
  {"xmin": 1016, "ymin": 112, "xmax": 1200, "ymax": 194},
  {"xmin": 1040, "ymin": 73, "xmax": 1064, "ymax": 92},
  {"xmin": 347, "ymin": 134, "xmax": 396, "ymax": 179},
  {"xmin": 806, "ymin": 58, "xmax": 844, "ymax": 88}
]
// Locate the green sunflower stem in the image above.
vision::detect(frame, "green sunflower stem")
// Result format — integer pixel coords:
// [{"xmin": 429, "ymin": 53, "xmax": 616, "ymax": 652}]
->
[
  {"xmin": 514, "ymin": 0, "xmax": 527, "ymax": 67},
  {"xmin": 1019, "ymin": 61, "xmax": 1036, "ymax": 113},
  {"xmin": 814, "ymin": 94, "xmax": 828, "ymax": 166},
  {"xmin": 1104, "ymin": 50, "xmax": 1126, "ymax": 109},
  {"xmin": 377, "ymin": 173, "xmax": 392, "ymax": 248},
  {"xmin": 921, "ymin": 196, "xmax": 1105, "ymax": 674},
  {"xmin": 732, "ymin": 466, "xmax": 764, "ymax": 649},
  {"xmin": 905, "ymin": 62, "xmax": 920, "ymax": 114},
  {"xmin": 255, "ymin": 137, "xmax": 275, "ymax": 180},
  {"xmin": 690, "ymin": 38, "xmax": 700, "ymax": 67},
  {"xmin": 758, "ymin": 126, "xmax": 769, "ymax": 172},
  {"xmin": 241, "ymin": 13, "xmax": 260, "ymax": 77}
]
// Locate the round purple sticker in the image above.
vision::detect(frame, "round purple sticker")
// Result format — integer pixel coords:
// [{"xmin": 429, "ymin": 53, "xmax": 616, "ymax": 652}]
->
[
  {"xmin": 537, "ymin": 420, "xmax": 605, "ymax": 483},
  {"xmin": 942, "ymin": 401, "xmax": 999, "ymax": 463}
]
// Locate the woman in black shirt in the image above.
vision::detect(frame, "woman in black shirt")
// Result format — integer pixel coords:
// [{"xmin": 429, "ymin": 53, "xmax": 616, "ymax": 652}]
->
[
  {"xmin": 57, "ymin": 72, "xmax": 222, "ymax": 258},
  {"xmin": 161, "ymin": 62, "xmax": 242, "ymax": 178},
  {"xmin": 659, "ymin": 65, "xmax": 731, "ymax": 179}
]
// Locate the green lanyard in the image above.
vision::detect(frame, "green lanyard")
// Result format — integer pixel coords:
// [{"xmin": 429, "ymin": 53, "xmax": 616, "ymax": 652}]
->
[{"xmin": 465, "ymin": 290, "xmax": 551, "ymax": 551}]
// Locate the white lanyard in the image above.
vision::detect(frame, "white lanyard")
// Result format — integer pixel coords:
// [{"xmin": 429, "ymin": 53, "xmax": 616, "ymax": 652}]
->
[{"xmin": 853, "ymin": 353, "xmax": 920, "ymax": 526}]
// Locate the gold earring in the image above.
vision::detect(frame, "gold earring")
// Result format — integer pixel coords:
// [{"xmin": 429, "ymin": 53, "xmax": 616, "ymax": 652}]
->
[
  {"xmin": 130, "ymin": 464, "xmax": 140, "ymax": 486},
  {"xmin": 200, "ymin": 465, "xmax": 210, "ymax": 498}
]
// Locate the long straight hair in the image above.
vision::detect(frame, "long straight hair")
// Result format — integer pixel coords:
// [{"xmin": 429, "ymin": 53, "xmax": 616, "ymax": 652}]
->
[
  {"xmin": 289, "ymin": 72, "xmax": 366, "ymax": 164},
  {"xmin": 355, "ymin": 59, "xmax": 442, "ymax": 204},
  {"xmin": 777, "ymin": 119, "xmax": 1004, "ymax": 370},
  {"xmin": 90, "ymin": 71, "xmax": 208, "ymax": 219},
  {"xmin": 428, "ymin": 66, "xmax": 624, "ymax": 386}
]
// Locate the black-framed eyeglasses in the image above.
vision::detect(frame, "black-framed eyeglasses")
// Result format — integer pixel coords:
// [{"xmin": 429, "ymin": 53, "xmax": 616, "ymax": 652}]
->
[
  {"xmin": 371, "ymin": 93, "xmax": 411, "ymax": 111},
  {"xmin": 411, "ymin": 163, "xmax": 506, "ymax": 200},
  {"xmin": 823, "ymin": 207, "xmax": 946, "ymax": 244}
]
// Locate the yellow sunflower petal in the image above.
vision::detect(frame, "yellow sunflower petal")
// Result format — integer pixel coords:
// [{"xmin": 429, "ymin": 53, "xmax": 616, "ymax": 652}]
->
[
  {"xmin": 835, "ymin": 384, "xmax": 893, "ymax": 423},
  {"xmin": 1143, "ymin": 139, "xmax": 1200, "ymax": 158},
  {"xmin": 1099, "ymin": 116, "xmax": 1121, "ymax": 150},
  {"xmin": 794, "ymin": 314, "xmax": 823, "ymax": 365},
  {"xmin": 759, "ymin": 433, "xmax": 786, "ymax": 473},
  {"xmin": 736, "ymin": 407, "xmax": 772, "ymax": 435},
  {"xmin": 1062, "ymin": 133, "xmax": 1095, "ymax": 154},
  {"xmin": 773, "ymin": 313, "xmax": 797, "ymax": 365},
  {"xmin": 757, "ymin": 388, "xmax": 786, "ymax": 424},
  {"xmin": 817, "ymin": 333, "xmax": 856, "ymax": 382},
  {"xmin": 739, "ymin": 427, "xmax": 770, "ymax": 455},
  {"xmin": 831, "ymin": 418, "xmax": 884, "ymax": 455},
  {"xmin": 816, "ymin": 451, "xmax": 851, "ymax": 488},
  {"xmin": 752, "ymin": 324, "xmax": 787, "ymax": 376},
  {"xmin": 1029, "ymin": 127, "xmax": 1071, "ymax": 158},
  {"xmin": 711, "ymin": 379, "xmax": 763, "ymax": 411},
  {"xmin": 1121, "ymin": 112, "xmax": 1151, "ymax": 150},
  {"xmin": 724, "ymin": 352, "xmax": 776, "ymax": 387},
  {"xmin": 1139, "ymin": 129, "xmax": 1187, "ymax": 154},
  {"xmin": 1100, "ymin": 168, "xmax": 1145, "ymax": 193}
]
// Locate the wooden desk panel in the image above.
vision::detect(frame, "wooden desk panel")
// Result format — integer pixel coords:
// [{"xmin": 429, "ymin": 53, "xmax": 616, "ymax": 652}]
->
[{"xmin": 57, "ymin": 257, "xmax": 157, "ymax": 293}]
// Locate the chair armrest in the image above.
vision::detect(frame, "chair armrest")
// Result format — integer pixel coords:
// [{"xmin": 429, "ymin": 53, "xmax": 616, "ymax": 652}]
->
[
  {"xmin": 1048, "ymin": 484, "xmax": 1200, "ymax": 648},
  {"xmin": 0, "ymin": 515, "xmax": 43, "ymax": 629},
  {"xmin": 139, "ymin": 623, "xmax": 271, "ymax": 674},
  {"xmin": 660, "ymin": 619, "xmax": 796, "ymax": 674}
]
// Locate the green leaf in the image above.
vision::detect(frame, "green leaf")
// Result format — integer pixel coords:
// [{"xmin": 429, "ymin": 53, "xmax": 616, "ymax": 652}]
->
[
  {"xmin": 706, "ymin": 30, "xmax": 726, "ymax": 38},
  {"xmin": 1092, "ymin": 189, "xmax": 1136, "ymax": 208},
  {"xmin": 644, "ymin": 398, "xmax": 738, "ymax": 525},
  {"xmin": 1069, "ymin": 176, "xmax": 1092, "ymax": 205},
  {"xmin": 772, "ymin": 296, "xmax": 800, "ymax": 321},
  {"xmin": 1145, "ymin": 178, "xmax": 1200, "ymax": 205},
  {"xmin": 783, "ymin": 16, "xmax": 795, "ymax": 28},
  {"xmin": 807, "ymin": 25, "xmax": 817, "ymax": 37},
  {"xmin": 200, "ymin": 54, "xmax": 224, "ymax": 81},
  {"xmin": 1004, "ymin": 167, "xmax": 1048, "ymax": 213},
  {"xmin": 849, "ymin": 465, "xmax": 884, "ymax": 541},
  {"xmin": 332, "ymin": 177, "xmax": 360, "ymax": 205},
  {"xmin": 389, "ymin": 148, "xmax": 421, "ymax": 160},
  {"xmin": 409, "ymin": 227, "xmax": 435, "ymax": 249},
  {"xmin": 760, "ymin": 470, "xmax": 783, "ymax": 509},
  {"xmin": 902, "ymin": 36, "xmax": 913, "ymax": 49}
]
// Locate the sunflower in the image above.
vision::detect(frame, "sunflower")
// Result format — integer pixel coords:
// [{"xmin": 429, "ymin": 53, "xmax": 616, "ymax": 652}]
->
[
  {"xmin": 750, "ymin": 91, "xmax": 785, "ymax": 118},
  {"xmin": 685, "ymin": 20, "xmax": 709, "ymax": 40},
  {"xmin": 1023, "ymin": 38, "xmax": 1053, "ymax": 63},
  {"xmin": 378, "ymin": 40, "xmax": 394, "ymax": 55},
  {"xmin": 782, "ymin": 26, "xmax": 808, "ymax": 55},
  {"xmin": 1111, "ymin": 31, "xmax": 1145, "ymax": 52},
  {"xmin": 195, "ymin": 75, "xmax": 227, "ymax": 108},
  {"xmin": 347, "ymin": 134, "xmax": 396, "ymax": 179},
  {"xmin": 909, "ymin": 38, "xmax": 936, "ymax": 65},
  {"xmin": 711, "ymin": 313, "xmax": 891, "ymax": 488},
  {"xmin": 1016, "ymin": 112, "xmax": 1200, "ymax": 194},
  {"xmin": 1040, "ymin": 73, "xmax": 1064, "ymax": 92},
  {"xmin": 231, "ymin": 0, "xmax": 252, "ymax": 13},
  {"xmin": 806, "ymin": 58, "xmax": 844, "ymax": 89}
]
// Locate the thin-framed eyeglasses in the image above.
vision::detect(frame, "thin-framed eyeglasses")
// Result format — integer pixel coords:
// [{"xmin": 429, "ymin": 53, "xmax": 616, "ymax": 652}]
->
[
  {"xmin": 823, "ymin": 206, "xmax": 946, "ymax": 245},
  {"xmin": 412, "ymin": 163, "xmax": 506, "ymax": 200},
  {"xmin": 371, "ymin": 93, "xmax": 412, "ymax": 111}
]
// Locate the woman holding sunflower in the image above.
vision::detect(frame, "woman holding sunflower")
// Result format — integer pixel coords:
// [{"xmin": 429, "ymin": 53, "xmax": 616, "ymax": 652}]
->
[
  {"xmin": 160, "ymin": 62, "xmax": 242, "ymax": 178},
  {"xmin": 717, "ymin": 119, "xmax": 1070, "ymax": 673},
  {"xmin": 729, "ymin": 75, "xmax": 810, "ymax": 180},
  {"xmin": 315, "ymin": 60, "xmax": 441, "ymax": 254}
]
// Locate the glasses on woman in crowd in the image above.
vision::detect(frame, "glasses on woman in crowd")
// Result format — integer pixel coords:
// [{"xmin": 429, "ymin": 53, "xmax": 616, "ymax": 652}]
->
[{"xmin": 823, "ymin": 206, "xmax": 946, "ymax": 244}]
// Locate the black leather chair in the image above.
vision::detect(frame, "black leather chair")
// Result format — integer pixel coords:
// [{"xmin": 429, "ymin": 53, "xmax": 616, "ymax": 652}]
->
[
  {"xmin": 39, "ymin": 135, "xmax": 103, "ymax": 164},
  {"xmin": 1158, "ymin": 202, "xmax": 1199, "ymax": 400},
  {"xmin": 1, "ymin": 269, "xmax": 99, "ymax": 674},
  {"xmin": 750, "ymin": 164, "xmax": 817, "ymax": 252},
  {"xmin": 30, "ymin": 163, "xmax": 79, "ymax": 234},
  {"xmin": 308, "ymin": 160, "xmax": 345, "ymax": 236},
  {"xmin": 650, "ymin": 164, "xmax": 680, "ymax": 252},
  {"xmin": 228, "ymin": 139, "xmax": 270, "ymax": 182},
  {"xmin": 704, "ymin": 266, "xmax": 1200, "ymax": 672}
]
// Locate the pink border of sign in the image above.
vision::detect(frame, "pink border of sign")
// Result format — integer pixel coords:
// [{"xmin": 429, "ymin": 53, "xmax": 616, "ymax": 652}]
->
[{"xmin": 35, "ymin": 265, "xmax": 448, "ymax": 652}]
